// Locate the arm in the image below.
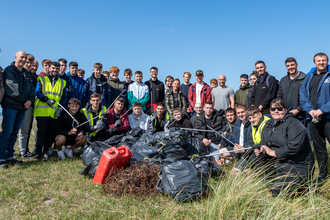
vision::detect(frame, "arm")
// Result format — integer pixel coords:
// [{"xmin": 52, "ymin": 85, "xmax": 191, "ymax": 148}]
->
[
  {"xmin": 229, "ymin": 88, "xmax": 235, "ymax": 108},
  {"xmin": 206, "ymin": 86, "xmax": 212, "ymax": 102},
  {"xmin": 139, "ymin": 86, "xmax": 150, "ymax": 107},
  {"xmin": 165, "ymin": 93, "xmax": 172, "ymax": 115},
  {"xmin": 277, "ymin": 78, "xmax": 284, "ymax": 100},
  {"xmin": 261, "ymin": 76, "xmax": 278, "ymax": 109},
  {"xmin": 54, "ymin": 113, "xmax": 70, "ymax": 136},
  {"xmin": 79, "ymin": 81, "xmax": 84, "ymax": 103},
  {"xmin": 159, "ymin": 82, "xmax": 165, "ymax": 103},
  {"xmin": 35, "ymin": 79, "xmax": 48, "ymax": 102},
  {"xmin": 181, "ymin": 93, "xmax": 187, "ymax": 113},
  {"xmin": 118, "ymin": 113, "xmax": 130, "ymax": 131},
  {"xmin": 250, "ymin": 85, "xmax": 256, "ymax": 105},
  {"xmin": 83, "ymin": 79, "xmax": 89, "ymax": 108},
  {"xmin": 3, "ymin": 67, "xmax": 25, "ymax": 103},
  {"xmin": 59, "ymin": 85, "xmax": 67, "ymax": 107},
  {"xmin": 106, "ymin": 84, "xmax": 111, "ymax": 107},
  {"xmin": 188, "ymin": 86, "xmax": 194, "ymax": 112},
  {"xmin": 299, "ymin": 75, "xmax": 315, "ymax": 115}
]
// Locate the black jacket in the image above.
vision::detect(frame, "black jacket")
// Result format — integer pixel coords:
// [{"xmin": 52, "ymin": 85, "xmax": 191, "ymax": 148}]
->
[
  {"xmin": 251, "ymin": 72, "xmax": 279, "ymax": 114},
  {"xmin": 145, "ymin": 78, "xmax": 165, "ymax": 106},
  {"xmin": 246, "ymin": 86, "xmax": 253, "ymax": 108},
  {"xmin": 193, "ymin": 109, "xmax": 227, "ymax": 142},
  {"xmin": 277, "ymin": 72, "xmax": 306, "ymax": 119},
  {"xmin": 168, "ymin": 114, "xmax": 193, "ymax": 129},
  {"xmin": 84, "ymin": 74, "xmax": 111, "ymax": 107},
  {"xmin": 1, "ymin": 62, "xmax": 35, "ymax": 110},
  {"xmin": 54, "ymin": 110, "xmax": 89, "ymax": 136},
  {"xmin": 260, "ymin": 114, "xmax": 314, "ymax": 165}
]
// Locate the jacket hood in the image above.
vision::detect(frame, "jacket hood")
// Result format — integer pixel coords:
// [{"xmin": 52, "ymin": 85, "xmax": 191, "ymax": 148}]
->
[
  {"xmin": 92, "ymin": 73, "xmax": 107, "ymax": 81},
  {"xmin": 286, "ymin": 71, "xmax": 306, "ymax": 80},
  {"xmin": 132, "ymin": 111, "xmax": 146, "ymax": 120},
  {"xmin": 85, "ymin": 102, "xmax": 104, "ymax": 113},
  {"xmin": 239, "ymin": 84, "xmax": 252, "ymax": 90},
  {"xmin": 108, "ymin": 77, "xmax": 121, "ymax": 83}
]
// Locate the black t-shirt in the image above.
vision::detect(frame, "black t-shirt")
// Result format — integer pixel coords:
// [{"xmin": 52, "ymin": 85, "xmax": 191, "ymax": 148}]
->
[
  {"xmin": 286, "ymin": 77, "xmax": 296, "ymax": 111},
  {"xmin": 309, "ymin": 71, "xmax": 326, "ymax": 109},
  {"xmin": 96, "ymin": 77, "xmax": 103, "ymax": 94},
  {"xmin": 155, "ymin": 117, "xmax": 164, "ymax": 132},
  {"xmin": 114, "ymin": 111, "xmax": 120, "ymax": 122},
  {"xmin": 173, "ymin": 92, "xmax": 179, "ymax": 108},
  {"xmin": 205, "ymin": 118, "xmax": 218, "ymax": 144}
]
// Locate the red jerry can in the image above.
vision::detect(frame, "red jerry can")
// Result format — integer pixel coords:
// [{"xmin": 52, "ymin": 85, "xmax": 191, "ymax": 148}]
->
[{"xmin": 93, "ymin": 145, "xmax": 133, "ymax": 185}]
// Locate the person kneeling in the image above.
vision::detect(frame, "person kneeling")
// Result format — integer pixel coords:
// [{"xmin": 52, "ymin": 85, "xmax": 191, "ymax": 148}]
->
[
  {"xmin": 107, "ymin": 97, "xmax": 130, "ymax": 135},
  {"xmin": 168, "ymin": 108, "xmax": 193, "ymax": 129},
  {"xmin": 54, "ymin": 98, "xmax": 87, "ymax": 159},
  {"xmin": 128, "ymin": 102, "xmax": 150, "ymax": 131}
]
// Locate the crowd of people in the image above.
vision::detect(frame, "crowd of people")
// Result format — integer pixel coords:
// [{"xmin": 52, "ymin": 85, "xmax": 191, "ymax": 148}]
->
[{"xmin": 0, "ymin": 50, "xmax": 329, "ymax": 196}]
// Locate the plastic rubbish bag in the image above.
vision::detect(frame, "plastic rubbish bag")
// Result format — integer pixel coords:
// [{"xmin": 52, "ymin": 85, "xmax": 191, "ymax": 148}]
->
[
  {"xmin": 190, "ymin": 156, "xmax": 226, "ymax": 178},
  {"xmin": 185, "ymin": 137, "xmax": 208, "ymax": 157},
  {"xmin": 103, "ymin": 134, "xmax": 125, "ymax": 145},
  {"xmin": 81, "ymin": 141, "xmax": 111, "ymax": 166},
  {"xmin": 154, "ymin": 128, "xmax": 188, "ymax": 146},
  {"xmin": 156, "ymin": 160, "xmax": 208, "ymax": 202},
  {"xmin": 158, "ymin": 144, "xmax": 187, "ymax": 162},
  {"xmin": 80, "ymin": 158, "xmax": 100, "ymax": 178},
  {"xmin": 135, "ymin": 145, "xmax": 157, "ymax": 158},
  {"xmin": 131, "ymin": 133, "xmax": 157, "ymax": 151}
]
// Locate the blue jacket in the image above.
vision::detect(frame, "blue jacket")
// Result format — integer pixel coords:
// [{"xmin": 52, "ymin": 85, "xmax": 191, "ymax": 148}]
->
[
  {"xmin": 58, "ymin": 73, "xmax": 73, "ymax": 106},
  {"xmin": 84, "ymin": 73, "xmax": 111, "ymax": 107},
  {"xmin": 307, "ymin": 65, "xmax": 330, "ymax": 74},
  {"xmin": 300, "ymin": 70, "xmax": 330, "ymax": 119},
  {"xmin": 67, "ymin": 72, "xmax": 84, "ymax": 103},
  {"xmin": 227, "ymin": 118, "xmax": 251, "ymax": 146}
]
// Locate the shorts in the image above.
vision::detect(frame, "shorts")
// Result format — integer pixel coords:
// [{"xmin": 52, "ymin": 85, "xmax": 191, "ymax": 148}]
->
[
  {"xmin": 209, "ymin": 143, "xmax": 220, "ymax": 160},
  {"xmin": 224, "ymin": 146, "xmax": 238, "ymax": 159},
  {"xmin": 65, "ymin": 134, "xmax": 78, "ymax": 146}
]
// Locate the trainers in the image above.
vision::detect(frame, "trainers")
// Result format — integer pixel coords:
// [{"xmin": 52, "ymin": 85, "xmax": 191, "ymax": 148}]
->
[
  {"xmin": 20, "ymin": 152, "xmax": 34, "ymax": 159},
  {"xmin": 0, "ymin": 161, "xmax": 8, "ymax": 169},
  {"xmin": 57, "ymin": 150, "xmax": 66, "ymax": 160},
  {"xmin": 66, "ymin": 149, "xmax": 73, "ymax": 158},
  {"xmin": 43, "ymin": 154, "xmax": 49, "ymax": 161},
  {"xmin": 6, "ymin": 158, "xmax": 23, "ymax": 165}
]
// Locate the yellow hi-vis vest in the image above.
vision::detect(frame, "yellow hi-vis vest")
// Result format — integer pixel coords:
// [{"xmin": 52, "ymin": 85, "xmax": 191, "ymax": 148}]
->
[
  {"xmin": 252, "ymin": 116, "xmax": 270, "ymax": 144},
  {"xmin": 33, "ymin": 76, "xmax": 66, "ymax": 119},
  {"xmin": 81, "ymin": 106, "xmax": 107, "ymax": 136},
  {"xmin": 153, "ymin": 113, "xmax": 170, "ymax": 129}
]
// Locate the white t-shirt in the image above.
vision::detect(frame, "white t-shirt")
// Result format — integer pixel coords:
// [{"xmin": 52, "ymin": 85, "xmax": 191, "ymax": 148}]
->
[
  {"xmin": 196, "ymin": 83, "xmax": 204, "ymax": 104},
  {"xmin": 239, "ymin": 122, "xmax": 244, "ymax": 146}
]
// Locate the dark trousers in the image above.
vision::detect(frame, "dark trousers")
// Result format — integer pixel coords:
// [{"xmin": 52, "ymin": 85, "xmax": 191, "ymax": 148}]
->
[
  {"xmin": 90, "ymin": 130, "xmax": 112, "ymax": 142},
  {"xmin": 36, "ymin": 117, "xmax": 56, "ymax": 157},
  {"xmin": 308, "ymin": 119, "xmax": 330, "ymax": 177}
]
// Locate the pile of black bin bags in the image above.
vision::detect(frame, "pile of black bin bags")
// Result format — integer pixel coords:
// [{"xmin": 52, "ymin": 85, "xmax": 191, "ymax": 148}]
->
[{"xmin": 80, "ymin": 128, "xmax": 226, "ymax": 202}]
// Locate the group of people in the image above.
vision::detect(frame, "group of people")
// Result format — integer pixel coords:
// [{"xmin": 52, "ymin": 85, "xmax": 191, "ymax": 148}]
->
[{"xmin": 0, "ymin": 50, "xmax": 329, "ymax": 196}]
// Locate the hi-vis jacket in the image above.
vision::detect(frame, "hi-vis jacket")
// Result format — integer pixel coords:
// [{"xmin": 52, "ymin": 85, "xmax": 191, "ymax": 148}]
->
[{"xmin": 81, "ymin": 103, "xmax": 107, "ymax": 137}]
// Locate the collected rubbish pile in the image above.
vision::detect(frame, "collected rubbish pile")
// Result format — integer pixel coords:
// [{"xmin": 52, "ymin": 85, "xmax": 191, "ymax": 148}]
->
[{"xmin": 80, "ymin": 128, "xmax": 226, "ymax": 202}]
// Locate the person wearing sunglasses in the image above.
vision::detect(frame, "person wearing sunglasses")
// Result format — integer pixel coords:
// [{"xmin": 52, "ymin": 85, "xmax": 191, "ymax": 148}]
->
[{"xmin": 254, "ymin": 99, "xmax": 314, "ymax": 197}]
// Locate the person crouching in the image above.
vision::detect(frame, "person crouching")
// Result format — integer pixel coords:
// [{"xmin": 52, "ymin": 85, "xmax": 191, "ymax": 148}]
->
[
  {"xmin": 54, "ymin": 98, "xmax": 87, "ymax": 159},
  {"xmin": 128, "ymin": 102, "xmax": 150, "ymax": 131},
  {"xmin": 168, "ymin": 107, "xmax": 193, "ymax": 129}
]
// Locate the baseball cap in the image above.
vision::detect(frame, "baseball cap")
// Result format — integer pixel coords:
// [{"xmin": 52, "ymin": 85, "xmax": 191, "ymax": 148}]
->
[{"xmin": 196, "ymin": 70, "xmax": 204, "ymax": 76}]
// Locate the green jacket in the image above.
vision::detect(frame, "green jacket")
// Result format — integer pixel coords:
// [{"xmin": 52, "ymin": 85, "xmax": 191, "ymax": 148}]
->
[
  {"xmin": 235, "ymin": 84, "xmax": 252, "ymax": 105},
  {"xmin": 165, "ymin": 90, "xmax": 187, "ymax": 120}
]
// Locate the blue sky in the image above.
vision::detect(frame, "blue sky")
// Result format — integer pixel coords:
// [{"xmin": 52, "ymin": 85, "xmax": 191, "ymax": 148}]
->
[{"xmin": 1, "ymin": 0, "xmax": 330, "ymax": 90}]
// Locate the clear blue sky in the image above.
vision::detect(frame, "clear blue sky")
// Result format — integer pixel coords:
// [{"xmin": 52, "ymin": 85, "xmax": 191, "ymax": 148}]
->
[{"xmin": 1, "ymin": 0, "xmax": 330, "ymax": 90}]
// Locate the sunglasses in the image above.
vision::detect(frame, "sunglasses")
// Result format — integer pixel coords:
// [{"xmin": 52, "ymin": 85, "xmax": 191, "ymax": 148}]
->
[{"xmin": 270, "ymin": 107, "xmax": 284, "ymax": 112}]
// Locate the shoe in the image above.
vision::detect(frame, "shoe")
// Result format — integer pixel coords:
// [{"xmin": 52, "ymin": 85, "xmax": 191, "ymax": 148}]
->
[
  {"xmin": 20, "ymin": 152, "xmax": 34, "ymax": 159},
  {"xmin": 0, "ymin": 161, "xmax": 8, "ymax": 169},
  {"xmin": 43, "ymin": 153, "xmax": 49, "ymax": 161},
  {"xmin": 35, "ymin": 155, "xmax": 45, "ymax": 161},
  {"xmin": 6, "ymin": 158, "xmax": 23, "ymax": 165},
  {"xmin": 47, "ymin": 148, "xmax": 53, "ymax": 156},
  {"xmin": 57, "ymin": 150, "xmax": 66, "ymax": 160},
  {"xmin": 66, "ymin": 149, "xmax": 73, "ymax": 158}
]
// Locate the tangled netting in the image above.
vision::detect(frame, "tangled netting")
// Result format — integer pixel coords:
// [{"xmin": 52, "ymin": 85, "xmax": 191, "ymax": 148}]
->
[{"xmin": 103, "ymin": 161, "xmax": 160, "ymax": 197}]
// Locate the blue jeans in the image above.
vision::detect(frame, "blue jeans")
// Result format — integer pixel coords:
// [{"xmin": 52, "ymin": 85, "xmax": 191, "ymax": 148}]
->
[
  {"xmin": 0, "ymin": 107, "xmax": 26, "ymax": 161},
  {"xmin": 209, "ymin": 143, "xmax": 220, "ymax": 160}
]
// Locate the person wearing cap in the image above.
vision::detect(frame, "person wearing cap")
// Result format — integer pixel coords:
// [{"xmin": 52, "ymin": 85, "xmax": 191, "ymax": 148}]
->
[
  {"xmin": 188, "ymin": 70, "xmax": 211, "ymax": 113},
  {"xmin": 235, "ymin": 74, "xmax": 252, "ymax": 106},
  {"xmin": 212, "ymin": 74, "xmax": 235, "ymax": 111}
]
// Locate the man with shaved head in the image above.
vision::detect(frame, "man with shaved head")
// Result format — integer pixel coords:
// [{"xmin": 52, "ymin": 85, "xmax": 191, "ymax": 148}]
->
[
  {"xmin": 0, "ymin": 51, "xmax": 35, "ymax": 168},
  {"xmin": 212, "ymin": 74, "xmax": 235, "ymax": 111}
]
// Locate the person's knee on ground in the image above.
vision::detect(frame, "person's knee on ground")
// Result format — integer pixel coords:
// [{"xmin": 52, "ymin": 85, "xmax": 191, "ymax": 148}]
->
[{"xmin": 55, "ymin": 135, "xmax": 66, "ymax": 151}]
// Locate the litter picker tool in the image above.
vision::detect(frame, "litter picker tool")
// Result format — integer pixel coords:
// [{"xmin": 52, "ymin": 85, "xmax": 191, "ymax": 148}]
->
[
  {"xmin": 55, "ymin": 101, "xmax": 79, "ymax": 127},
  {"xmin": 203, "ymin": 145, "xmax": 260, "ymax": 157},
  {"xmin": 75, "ymin": 89, "xmax": 126, "ymax": 129},
  {"xmin": 129, "ymin": 109, "xmax": 151, "ymax": 134}
]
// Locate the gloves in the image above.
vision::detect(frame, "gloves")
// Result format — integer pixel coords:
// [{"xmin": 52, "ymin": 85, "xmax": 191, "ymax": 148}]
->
[
  {"xmin": 94, "ymin": 120, "xmax": 105, "ymax": 131},
  {"xmin": 114, "ymin": 119, "xmax": 122, "ymax": 128},
  {"xmin": 54, "ymin": 107, "xmax": 62, "ymax": 118},
  {"xmin": 47, "ymin": 99, "xmax": 55, "ymax": 106},
  {"xmin": 215, "ymin": 132, "xmax": 221, "ymax": 139},
  {"xmin": 109, "ymin": 127, "xmax": 118, "ymax": 133}
]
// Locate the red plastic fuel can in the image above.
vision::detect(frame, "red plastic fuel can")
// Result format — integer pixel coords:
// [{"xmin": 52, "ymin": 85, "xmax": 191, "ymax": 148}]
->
[{"xmin": 93, "ymin": 145, "xmax": 133, "ymax": 185}]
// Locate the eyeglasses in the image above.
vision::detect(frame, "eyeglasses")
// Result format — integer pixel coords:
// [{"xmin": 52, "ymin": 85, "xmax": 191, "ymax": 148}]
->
[{"xmin": 270, "ymin": 107, "xmax": 284, "ymax": 112}]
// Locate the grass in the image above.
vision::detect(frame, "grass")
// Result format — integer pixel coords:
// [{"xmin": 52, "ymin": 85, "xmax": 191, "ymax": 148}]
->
[{"xmin": 1, "ymin": 124, "xmax": 330, "ymax": 219}]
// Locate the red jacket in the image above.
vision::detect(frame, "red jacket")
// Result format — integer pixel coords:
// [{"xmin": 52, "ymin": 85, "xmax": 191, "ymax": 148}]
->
[
  {"xmin": 37, "ymin": 71, "xmax": 48, "ymax": 77},
  {"xmin": 107, "ymin": 107, "xmax": 130, "ymax": 131},
  {"xmin": 188, "ymin": 82, "xmax": 211, "ymax": 112}
]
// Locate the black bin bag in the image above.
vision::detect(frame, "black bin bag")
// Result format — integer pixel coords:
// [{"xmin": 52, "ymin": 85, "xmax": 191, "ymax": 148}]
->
[
  {"xmin": 80, "ymin": 158, "xmax": 100, "ymax": 178},
  {"xmin": 81, "ymin": 141, "xmax": 111, "ymax": 166},
  {"xmin": 185, "ymin": 137, "xmax": 208, "ymax": 157},
  {"xmin": 135, "ymin": 145, "xmax": 157, "ymax": 158},
  {"xmin": 191, "ymin": 156, "xmax": 226, "ymax": 178},
  {"xmin": 156, "ymin": 160, "xmax": 208, "ymax": 202},
  {"xmin": 158, "ymin": 144, "xmax": 187, "ymax": 162}
]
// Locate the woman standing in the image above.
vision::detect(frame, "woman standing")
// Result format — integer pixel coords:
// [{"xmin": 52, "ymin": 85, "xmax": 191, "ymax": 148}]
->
[
  {"xmin": 165, "ymin": 78, "xmax": 187, "ymax": 121},
  {"xmin": 255, "ymin": 99, "xmax": 314, "ymax": 196}
]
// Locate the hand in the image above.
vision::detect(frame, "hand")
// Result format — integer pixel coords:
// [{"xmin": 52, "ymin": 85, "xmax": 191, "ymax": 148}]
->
[
  {"xmin": 68, "ymin": 128, "xmax": 77, "ymax": 135},
  {"xmin": 54, "ymin": 107, "xmax": 62, "ymax": 118},
  {"xmin": 254, "ymin": 148, "xmax": 261, "ymax": 157},
  {"xmin": 219, "ymin": 158, "xmax": 225, "ymax": 166},
  {"xmin": 234, "ymin": 143, "xmax": 244, "ymax": 154},
  {"xmin": 289, "ymin": 109, "xmax": 299, "ymax": 116},
  {"xmin": 94, "ymin": 120, "xmax": 105, "ymax": 131},
  {"xmin": 47, "ymin": 99, "xmax": 55, "ymax": 106},
  {"xmin": 202, "ymin": 138, "xmax": 211, "ymax": 146},
  {"xmin": 77, "ymin": 132, "xmax": 83, "ymax": 137},
  {"xmin": 258, "ymin": 105, "xmax": 263, "ymax": 111},
  {"xmin": 223, "ymin": 131, "xmax": 228, "ymax": 135},
  {"xmin": 260, "ymin": 145, "xmax": 276, "ymax": 157},
  {"xmin": 108, "ymin": 127, "xmax": 118, "ymax": 135},
  {"xmin": 114, "ymin": 119, "xmax": 122, "ymax": 128},
  {"xmin": 187, "ymin": 108, "xmax": 191, "ymax": 113},
  {"xmin": 314, "ymin": 109, "xmax": 323, "ymax": 119},
  {"xmin": 24, "ymin": 100, "xmax": 32, "ymax": 109}
]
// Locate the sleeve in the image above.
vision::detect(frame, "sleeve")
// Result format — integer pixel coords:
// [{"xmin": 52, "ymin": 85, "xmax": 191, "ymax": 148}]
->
[
  {"xmin": 188, "ymin": 85, "xmax": 194, "ymax": 112},
  {"xmin": 139, "ymin": 86, "xmax": 150, "ymax": 107},
  {"xmin": 261, "ymin": 76, "xmax": 278, "ymax": 109},
  {"xmin": 159, "ymin": 82, "xmax": 165, "ymax": 103},
  {"xmin": 230, "ymin": 88, "xmax": 235, "ymax": 97},
  {"xmin": 299, "ymin": 75, "xmax": 315, "ymax": 115},
  {"xmin": 3, "ymin": 67, "xmax": 24, "ymax": 103},
  {"xmin": 181, "ymin": 93, "xmax": 187, "ymax": 113},
  {"xmin": 106, "ymin": 84, "xmax": 111, "ymax": 107},
  {"xmin": 79, "ymin": 81, "xmax": 84, "ymax": 103},
  {"xmin": 67, "ymin": 78, "xmax": 73, "ymax": 101},
  {"xmin": 277, "ymin": 78, "xmax": 284, "ymax": 100},
  {"xmin": 27, "ymin": 75, "xmax": 36, "ymax": 103},
  {"xmin": 274, "ymin": 120, "xmax": 306, "ymax": 159},
  {"xmin": 35, "ymin": 78, "xmax": 48, "ymax": 102},
  {"xmin": 206, "ymin": 86, "xmax": 212, "ymax": 102},
  {"xmin": 59, "ymin": 85, "xmax": 67, "ymax": 106},
  {"xmin": 250, "ymin": 84, "xmax": 256, "ymax": 105},
  {"xmin": 83, "ymin": 79, "xmax": 89, "ymax": 107},
  {"xmin": 165, "ymin": 93, "xmax": 172, "ymax": 115},
  {"xmin": 118, "ymin": 112, "xmax": 130, "ymax": 132}
]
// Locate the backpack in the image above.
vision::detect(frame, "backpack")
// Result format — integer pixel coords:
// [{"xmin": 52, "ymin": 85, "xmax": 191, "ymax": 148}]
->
[{"xmin": 0, "ymin": 67, "xmax": 4, "ymax": 103}]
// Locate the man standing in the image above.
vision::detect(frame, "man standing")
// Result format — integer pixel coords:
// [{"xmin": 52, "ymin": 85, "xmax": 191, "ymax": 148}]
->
[
  {"xmin": 193, "ymin": 101, "xmax": 226, "ymax": 165},
  {"xmin": 235, "ymin": 74, "xmax": 252, "ymax": 106},
  {"xmin": 180, "ymin": 72, "xmax": 192, "ymax": 114},
  {"xmin": 300, "ymin": 52, "xmax": 330, "ymax": 182},
  {"xmin": 277, "ymin": 57, "xmax": 306, "ymax": 120},
  {"xmin": 18, "ymin": 54, "xmax": 38, "ymax": 158},
  {"xmin": 246, "ymin": 71, "xmax": 258, "ymax": 108},
  {"xmin": 188, "ymin": 70, "xmax": 211, "ymax": 113},
  {"xmin": 147, "ymin": 102, "xmax": 169, "ymax": 134},
  {"xmin": 145, "ymin": 67, "xmax": 165, "ymax": 112},
  {"xmin": 34, "ymin": 62, "xmax": 67, "ymax": 160},
  {"xmin": 108, "ymin": 66, "xmax": 126, "ymax": 106},
  {"xmin": 212, "ymin": 74, "xmax": 235, "ymax": 111},
  {"xmin": 250, "ymin": 61, "xmax": 279, "ymax": 115},
  {"xmin": 67, "ymin": 62, "xmax": 84, "ymax": 104},
  {"xmin": 128, "ymin": 71, "xmax": 149, "ymax": 111},
  {"xmin": 38, "ymin": 59, "xmax": 51, "ymax": 77},
  {"xmin": 0, "ymin": 51, "xmax": 35, "ymax": 168},
  {"xmin": 58, "ymin": 58, "xmax": 73, "ymax": 106}
]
